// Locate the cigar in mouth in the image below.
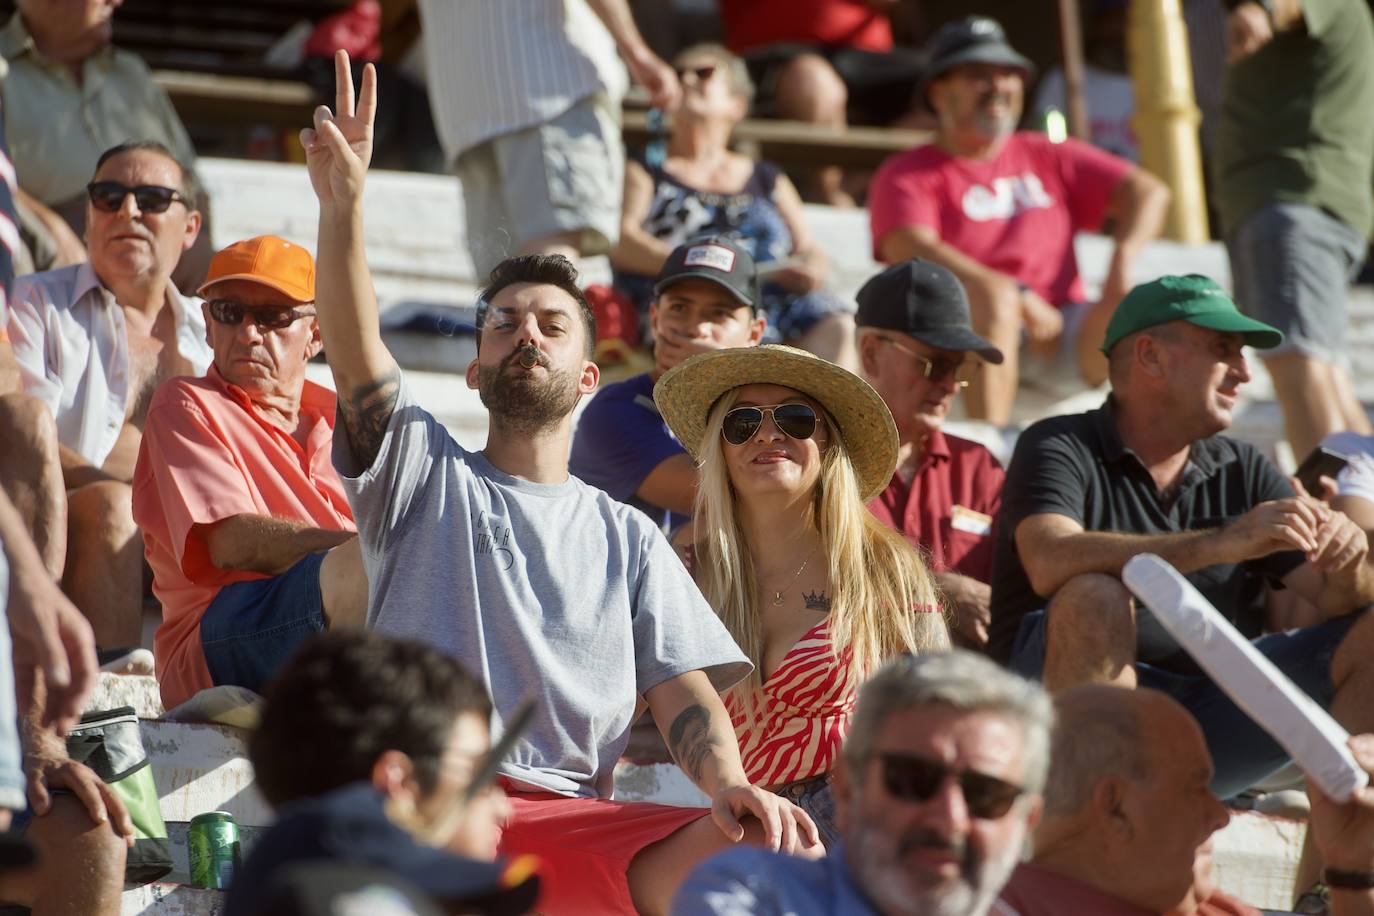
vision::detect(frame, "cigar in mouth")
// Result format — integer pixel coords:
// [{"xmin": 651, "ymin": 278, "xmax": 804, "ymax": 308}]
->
[{"xmin": 518, "ymin": 344, "xmax": 541, "ymax": 369}]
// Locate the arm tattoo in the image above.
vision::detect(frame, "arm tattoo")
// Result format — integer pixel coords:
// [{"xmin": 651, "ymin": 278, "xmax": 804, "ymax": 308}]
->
[
  {"xmin": 667, "ymin": 703, "xmax": 719, "ymax": 786},
  {"xmin": 339, "ymin": 367, "xmax": 401, "ymax": 471}
]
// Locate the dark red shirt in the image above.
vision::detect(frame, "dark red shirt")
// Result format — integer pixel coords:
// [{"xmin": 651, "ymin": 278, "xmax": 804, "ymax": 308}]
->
[
  {"xmin": 718, "ymin": 0, "xmax": 894, "ymax": 54},
  {"xmin": 997, "ymin": 863, "xmax": 1259, "ymax": 916},
  {"xmin": 867, "ymin": 430, "xmax": 1003, "ymax": 583}
]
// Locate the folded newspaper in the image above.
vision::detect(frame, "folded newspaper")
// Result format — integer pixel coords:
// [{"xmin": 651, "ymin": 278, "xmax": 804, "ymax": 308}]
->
[{"xmin": 1121, "ymin": 553, "xmax": 1367, "ymax": 802}]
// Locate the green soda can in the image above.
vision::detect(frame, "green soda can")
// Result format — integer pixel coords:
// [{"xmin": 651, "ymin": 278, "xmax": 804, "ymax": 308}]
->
[{"xmin": 188, "ymin": 811, "xmax": 240, "ymax": 889}]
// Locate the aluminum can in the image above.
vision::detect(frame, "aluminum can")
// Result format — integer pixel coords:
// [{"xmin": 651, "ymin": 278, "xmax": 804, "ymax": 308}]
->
[{"xmin": 188, "ymin": 811, "xmax": 240, "ymax": 889}]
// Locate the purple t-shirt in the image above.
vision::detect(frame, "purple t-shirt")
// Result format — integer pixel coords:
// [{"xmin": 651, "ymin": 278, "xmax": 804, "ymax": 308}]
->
[{"xmin": 570, "ymin": 372, "xmax": 688, "ymax": 532}]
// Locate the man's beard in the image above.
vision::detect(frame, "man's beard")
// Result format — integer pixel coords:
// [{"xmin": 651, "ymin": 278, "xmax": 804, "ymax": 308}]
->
[
  {"xmin": 847, "ymin": 812, "xmax": 1022, "ymax": 916},
  {"xmin": 476, "ymin": 350, "xmax": 582, "ymax": 435}
]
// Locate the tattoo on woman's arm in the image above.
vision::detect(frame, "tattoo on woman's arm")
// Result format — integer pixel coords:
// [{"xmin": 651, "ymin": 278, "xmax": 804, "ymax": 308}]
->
[
  {"xmin": 668, "ymin": 703, "xmax": 718, "ymax": 786},
  {"xmin": 339, "ymin": 367, "xmax": 401, "ymax": 470}
]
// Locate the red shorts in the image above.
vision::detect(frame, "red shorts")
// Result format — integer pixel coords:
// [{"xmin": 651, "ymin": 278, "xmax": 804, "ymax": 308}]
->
[{"xmin": 498, "ymin": 787, "xmax": 710, "ymax": 915}]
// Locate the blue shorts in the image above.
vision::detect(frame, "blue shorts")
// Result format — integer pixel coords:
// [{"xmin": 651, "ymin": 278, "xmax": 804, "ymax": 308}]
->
[
  {"xmin": 1009, "ymin": 608, "xmax": 1364, "ymax": 800},
  {"xmin": 0, "ymin": 556, "xmax": 25, "ymax": 813},
  {"xmin": 200, "ymin": 552, "xmax": 328, "ymax": 695}
]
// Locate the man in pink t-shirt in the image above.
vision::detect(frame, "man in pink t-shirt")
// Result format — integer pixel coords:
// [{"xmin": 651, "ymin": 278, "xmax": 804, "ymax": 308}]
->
[
  {"xmin": 132, "ymin": 236, "xmax": 365, "ymax": 711},
  {"xmin": 869, "ymin": 16, "xmax": 1170, "ymax": 426}
]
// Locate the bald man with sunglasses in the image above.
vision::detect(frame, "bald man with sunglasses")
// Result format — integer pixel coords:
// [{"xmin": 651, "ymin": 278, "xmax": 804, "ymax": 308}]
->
[
  {"xmin": 131, "ymin": 235, "xmax": 367, "ymax": 712},
  {"xmin": 3, "ymin": 139, "xmax": 212, "ymax": 651}
]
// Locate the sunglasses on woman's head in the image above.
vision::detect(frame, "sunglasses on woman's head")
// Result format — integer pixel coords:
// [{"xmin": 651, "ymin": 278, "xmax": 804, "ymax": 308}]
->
[
  {"xmin": 86, "ymin": 181, "xmax": 188, "ymax": 214},
  {"xmin": 676, "ymin": 64, "xmax": 718, "ymax": 83},
  {"xmin": 207, "ymin": 298, "xmax": 316, "ymax": 331},
  {"xmin": 877, "ymin": 752, "xmax": 1025, "ymax": 819},
  {"xmin": 721, "ymin": 403, "xmax": 818, "ymax": 445}
]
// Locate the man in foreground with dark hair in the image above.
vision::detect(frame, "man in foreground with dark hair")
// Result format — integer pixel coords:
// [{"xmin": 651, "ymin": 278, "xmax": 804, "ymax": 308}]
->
[
  {"xmin": 228, "ymin": 630, "xmax": 535, "ymax": 915},
  {"xmin": 3, "ymin": 139, "xmax": 210, "ymax": 649},
  {"xmin": 300, "ymin": 52, "xmax": 818, "ymax": 916}
]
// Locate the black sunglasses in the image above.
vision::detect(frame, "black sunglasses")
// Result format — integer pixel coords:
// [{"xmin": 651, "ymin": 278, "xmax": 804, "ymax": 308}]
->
[
  {"xmin": 676, "ymin": 63, "xmax": 718, "ymax": 83},
  {"xmin": 721, "ymin": 403, "xmax": 818, "ymax": 446},
  {"xmin": 877, "ymin": 752, "xmax": 1025, "ymax": 820},
  {"xmin": 207, "ymin": 298, "xmax": 316, "ymax": 331},
  {"xmin": 86, "ymin": 181, "xmax": 188, "ymax": 214}
]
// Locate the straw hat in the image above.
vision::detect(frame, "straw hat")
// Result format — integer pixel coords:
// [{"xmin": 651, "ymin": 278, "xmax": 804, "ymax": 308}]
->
[{"xmin": 654, "ymin": 345, "xmax": 899, "ymax": 501}]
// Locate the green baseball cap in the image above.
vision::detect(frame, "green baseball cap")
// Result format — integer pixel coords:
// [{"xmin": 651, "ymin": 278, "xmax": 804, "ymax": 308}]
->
[{"xmin": 1100, "ymin": 274, "xmax": 1284, "ymax": 355}]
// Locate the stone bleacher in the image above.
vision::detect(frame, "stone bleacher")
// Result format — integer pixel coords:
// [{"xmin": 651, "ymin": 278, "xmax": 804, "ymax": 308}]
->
[{"xmin": 106, "ymin": 157, "xmax": 1360, "ymax": 914}]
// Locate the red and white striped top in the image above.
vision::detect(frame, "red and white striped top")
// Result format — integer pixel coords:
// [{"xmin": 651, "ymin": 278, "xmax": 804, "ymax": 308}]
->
[{"xmin": 726, "ymin": 619, "xmax": 854, "ymax": 788}]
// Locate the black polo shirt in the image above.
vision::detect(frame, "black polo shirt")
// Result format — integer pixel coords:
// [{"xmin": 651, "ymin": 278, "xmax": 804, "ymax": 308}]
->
[{"xmin": 988, "ymin": 400, "xmax": 1305, "ymax": 672}]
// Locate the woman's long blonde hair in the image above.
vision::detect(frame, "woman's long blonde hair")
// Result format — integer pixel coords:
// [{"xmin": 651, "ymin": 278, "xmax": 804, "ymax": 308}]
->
[{"xmin": 692, "ymin": 389, "xmax": 950, "ymax": 712}]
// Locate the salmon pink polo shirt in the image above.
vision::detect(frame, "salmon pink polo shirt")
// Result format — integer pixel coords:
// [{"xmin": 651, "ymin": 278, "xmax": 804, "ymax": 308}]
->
[
  {"xmin": 867, "ymin": 430, "xmax": 1003, "ymax": 583},
  {"xmin": 132, "ymin": 366, "xmax": 355, "ymax": 710}
]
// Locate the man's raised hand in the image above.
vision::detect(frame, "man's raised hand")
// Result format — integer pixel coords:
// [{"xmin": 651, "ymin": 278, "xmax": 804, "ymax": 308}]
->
[{"xmin": 301, "ymin": 50, "xmax": 376, "ymax": 209}]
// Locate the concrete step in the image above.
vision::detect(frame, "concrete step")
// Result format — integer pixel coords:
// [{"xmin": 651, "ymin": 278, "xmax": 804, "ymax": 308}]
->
[
  {"xmin": 140, "ymin": 719, "xmax": 268, "ymax": 828},
  {"xmin": 121, "ymin": 883, "xmax": 224, "ymax": 916}
]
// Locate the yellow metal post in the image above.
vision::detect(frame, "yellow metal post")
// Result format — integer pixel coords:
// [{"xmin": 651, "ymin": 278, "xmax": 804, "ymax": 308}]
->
[{"xmin": 1127, "ymin": 0, "xmax": 1210, "ymax": 242}]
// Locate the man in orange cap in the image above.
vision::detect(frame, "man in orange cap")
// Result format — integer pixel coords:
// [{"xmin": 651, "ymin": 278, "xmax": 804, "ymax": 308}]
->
[{"xmin": 132, "ymin": 235, "xmax": 367, "ymax": 712}]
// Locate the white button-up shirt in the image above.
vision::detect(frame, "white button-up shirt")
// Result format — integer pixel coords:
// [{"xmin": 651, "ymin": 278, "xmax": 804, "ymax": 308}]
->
[{"xmin": 7, "ymin": 262, "xmax": 211, "ymax": 467}]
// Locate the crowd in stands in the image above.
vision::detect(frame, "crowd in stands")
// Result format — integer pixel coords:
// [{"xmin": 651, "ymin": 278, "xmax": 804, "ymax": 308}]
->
[{"xmin": 0, "ymin": 0, "xmax": 1373, "ymax": 914}]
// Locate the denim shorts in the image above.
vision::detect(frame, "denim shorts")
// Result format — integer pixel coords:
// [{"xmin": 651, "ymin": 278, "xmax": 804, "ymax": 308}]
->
[
  {"xmin": 774, "ymin": 773, "xmax": 838, "ymax": 849},
  {"xmin": 200, "ymin": 552, "xmax": 328, "ymax": 695},
  {"xmin": 0, "ymin": 555, "xmax": 25, "ymax": 813},
  {"xmin": 1009, "ymin": 607, "xmax": 1364, "ymax": 800}
]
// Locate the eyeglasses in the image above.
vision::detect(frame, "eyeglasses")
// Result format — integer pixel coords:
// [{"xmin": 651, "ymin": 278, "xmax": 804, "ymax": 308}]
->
[
  {"xmin": 879, "ymin": 337, "xmax": 981, "ymax": 388},
  {"xmin": 86, "ymin": 181, "xmax": 188, "ymax": 214},
  {"xmin": 676, "ymin": 63, "xmax": 718, "ymax": 83},
  {"xmin": 207, "ymin": 298, "xmax": 316, "ymax": 331},
  {"xmin": 721, "ymin": 403, "xmax": 818, "ymax": 445},
  {"xmin": 876, "ymin": 752, "xmax": 1025, "ymax": 820}
]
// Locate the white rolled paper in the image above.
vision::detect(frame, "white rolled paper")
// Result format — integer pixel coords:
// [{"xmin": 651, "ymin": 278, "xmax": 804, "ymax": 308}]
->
[{"xmin": 1121, "ymin": 553, "xmax": 1367, "ymax": 803}]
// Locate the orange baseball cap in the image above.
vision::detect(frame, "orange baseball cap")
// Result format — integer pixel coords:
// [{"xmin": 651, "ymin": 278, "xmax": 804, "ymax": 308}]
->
[{"xmin": 198, "ymin": 235, "xmax": 316, "ymax": 303}]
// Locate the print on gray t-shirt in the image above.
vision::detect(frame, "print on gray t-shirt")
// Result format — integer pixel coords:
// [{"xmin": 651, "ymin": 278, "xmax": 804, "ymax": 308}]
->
[{"xmin": 335, "ymin": 383, "xmax": 751, "ymax": 799}]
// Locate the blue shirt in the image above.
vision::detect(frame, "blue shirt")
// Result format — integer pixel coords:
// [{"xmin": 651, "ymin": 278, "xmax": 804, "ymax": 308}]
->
[
  {"xmin": 671, "ymin": 843, "xmax": 881, "ymax": 916},
  {"xmin": 570, "ymin": 372, "xmax": 688, "ymax": 532}
]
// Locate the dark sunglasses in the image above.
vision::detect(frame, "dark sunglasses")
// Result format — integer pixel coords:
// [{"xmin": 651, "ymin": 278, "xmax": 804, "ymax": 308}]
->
[
  {"xmin": 676, "ymin": 63, "xmax": 718, "ymax": 83},
  {"xmin": 207, "ymin": 298, "xmax": 316, "ymax": 331},
  {"xmin": 86, "ymin": 181, "xmax": 188, "ymax": 214},
  {"xmin": 877, "ymin": 752, "xmax": 1025, "ymax": 820},
  {"xmin": 879, "ymin": 337, "xmax": 981, "ymax": 388},
  {"xmin": 721, "ymin": 403, "xmax": 818, "ymax": 446}
]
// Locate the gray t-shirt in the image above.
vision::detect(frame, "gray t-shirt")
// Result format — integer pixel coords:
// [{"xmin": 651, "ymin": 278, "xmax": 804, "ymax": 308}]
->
[{"xmin": 336, "ymin": 383, "xmax": 751, "ymax": 799}]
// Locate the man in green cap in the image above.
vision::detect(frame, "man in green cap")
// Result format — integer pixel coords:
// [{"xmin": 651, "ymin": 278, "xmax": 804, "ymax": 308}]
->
[{"xmin": 987, "ymin": 274, "xmax": 1374, "ymax": 799}]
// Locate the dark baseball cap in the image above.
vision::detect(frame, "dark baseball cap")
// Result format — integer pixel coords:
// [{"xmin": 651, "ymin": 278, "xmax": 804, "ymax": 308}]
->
[
  {"xmin": 653, "ymin": 235, "xmax": 759, "ymax": 310},
  {"xmin": 918, "ymin": 16, "xmax": 1034, "ymax": 108},
  {"xmin": 855, "ymin": 259, "xmax": 1004, "ymax": 363},
  {"xmin": 1100, "ymin": 274, "xmax": 1284, "ymax": 355}
]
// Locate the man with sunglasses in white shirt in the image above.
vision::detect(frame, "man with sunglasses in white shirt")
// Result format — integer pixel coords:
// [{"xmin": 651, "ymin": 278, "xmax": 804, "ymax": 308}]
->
[
  {"xmin": 130, "ymin": 235, "xmax": 366, "ymax": 713},
  {"xmin": 858, "ymin": 259, "xmax": 1007, "ymax": 650},
  {"xmin": 3, "ymin": 139, "xmax": 211, "ymax": 652},
  {"xmin": 674, "ymin": 650, "xmax": 1052, "ymax": 916}
]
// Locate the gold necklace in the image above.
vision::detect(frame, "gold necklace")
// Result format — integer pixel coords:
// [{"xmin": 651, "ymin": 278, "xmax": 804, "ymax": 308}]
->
[{"xmin": 770, "ymin": 548, "xmax": 817, "ymax": 607}]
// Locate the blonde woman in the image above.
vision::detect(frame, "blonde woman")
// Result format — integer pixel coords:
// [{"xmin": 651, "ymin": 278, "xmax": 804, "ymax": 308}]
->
[{"xmin": 656, "ymin": 345, "xmax": 949, "ymax": 844}]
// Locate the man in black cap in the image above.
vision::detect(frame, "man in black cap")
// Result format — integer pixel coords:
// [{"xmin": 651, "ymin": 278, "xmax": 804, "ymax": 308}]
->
[
  {"xmin": 859, "ymin": 259, "xmax": 1006, "ymax": 648},
  {"xmin": 868, "ymin": 15, "xmax": 1170, "ymax": 428},
  {"xmin": 572, "ymin": 235, "xmax": 764, "ymax": 532}
]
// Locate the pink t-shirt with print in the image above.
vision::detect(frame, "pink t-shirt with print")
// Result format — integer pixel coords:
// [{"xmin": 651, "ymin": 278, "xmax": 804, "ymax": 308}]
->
[{"xmin": 869, "ymin": 132, "xmax": 1132, "ymax": 307}]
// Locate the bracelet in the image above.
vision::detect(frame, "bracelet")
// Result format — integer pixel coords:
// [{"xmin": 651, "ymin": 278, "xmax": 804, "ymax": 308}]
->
[{"xmin": 1324, "ymin": 868, "xmax": 1374, "ymax": 890}]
